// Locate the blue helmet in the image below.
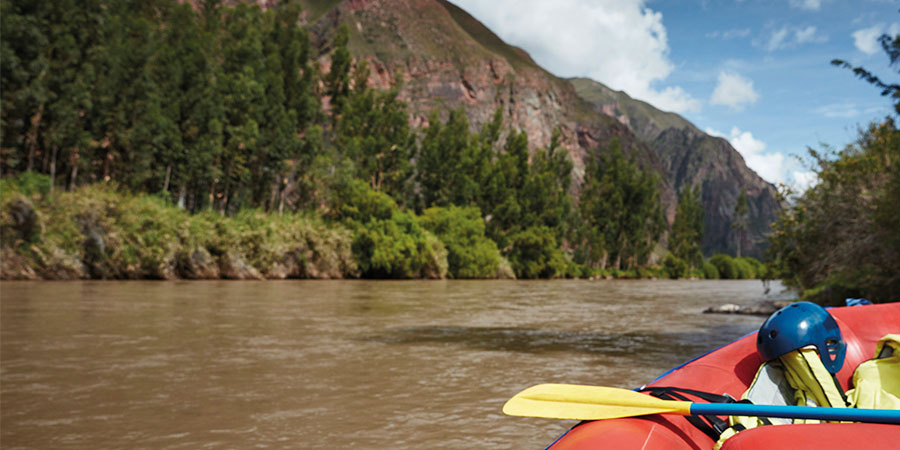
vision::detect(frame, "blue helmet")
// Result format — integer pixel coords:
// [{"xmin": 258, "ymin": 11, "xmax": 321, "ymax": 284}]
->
[{"xmin": 756, "ymin": 301, "xmax": 846, "ymax": 373}]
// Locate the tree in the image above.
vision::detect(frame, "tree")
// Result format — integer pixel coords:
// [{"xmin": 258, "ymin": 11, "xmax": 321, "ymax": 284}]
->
[
  {"xmin": 417, "ymin": 108, "xmax": 481, "ymax": 209},
  {"xmin": 670, "ymin": 185, "xmax": 704, "ymax": 268},
  {"xmin": 577, "ymin": 139, "xmax": 664, "ymax": 270},
  {"xmin": 325, "ymin": 25, "xmax": 352, "ymax": 118},
  {"xmin": 418, "ymin": 205, "xmax": 500, "ymax": 278},
  {"xmin": 337, "ymin": 65, "xmax": 416, "ymax": 206},
  {"xmin": 732, "ymin": 188, "xmax": 748, "ymax": 258},
  {"xmin": 521, "ymin": 129, "xmax": 574, "ymax": 245},
  {"xmin": 832, "ymin": 30, "xmax": 900, "ymax": 115},
  {"xmin": 768, "ymin": 25, "xmax": 900, "ymax": 303}
]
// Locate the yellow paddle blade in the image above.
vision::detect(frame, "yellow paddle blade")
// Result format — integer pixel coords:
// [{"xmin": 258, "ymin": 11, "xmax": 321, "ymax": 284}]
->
[{"xmin": 503, "ymin": 384, "xmax": 692, "ymax": 420}]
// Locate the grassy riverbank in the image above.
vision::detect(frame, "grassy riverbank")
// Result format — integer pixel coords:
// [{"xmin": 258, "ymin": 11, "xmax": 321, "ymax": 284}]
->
[
  {"xmin": 1, "ymin": 175, "xmax": 357, "ymax": 280},
  {"xmin": 2, "ymin": 174, "xmax": 768, "ymax": 281}
]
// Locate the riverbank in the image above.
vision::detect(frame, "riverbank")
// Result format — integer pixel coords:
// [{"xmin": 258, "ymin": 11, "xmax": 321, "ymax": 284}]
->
[
  {"xmin": 1, "ymin": 182, "xmax": 359, "ymax": 280},
  {"xmin": 2, "ymin": 178, "xmax": 767, "ymax": 282}
]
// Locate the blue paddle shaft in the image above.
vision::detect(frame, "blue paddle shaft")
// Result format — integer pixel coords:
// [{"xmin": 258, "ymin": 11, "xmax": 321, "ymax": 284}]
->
[{"xmin": 691, "ymin": 403, "xmax": 900, "ymax": 424}]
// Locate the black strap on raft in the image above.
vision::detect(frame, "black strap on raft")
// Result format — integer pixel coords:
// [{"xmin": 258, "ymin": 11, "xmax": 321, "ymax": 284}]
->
[{"xmin": 639, "ymin": 386, "xmax": 748, "ymax": 441}]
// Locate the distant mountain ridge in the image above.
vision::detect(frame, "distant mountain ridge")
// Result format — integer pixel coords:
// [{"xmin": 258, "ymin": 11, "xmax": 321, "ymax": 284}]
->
[
  {"xmin": 569, "ymin": 78, "xmax": 781, "ymax": 257},
  {"xmin": 296, "ymin": 0, "xmax": 779, "ymax": 257}
]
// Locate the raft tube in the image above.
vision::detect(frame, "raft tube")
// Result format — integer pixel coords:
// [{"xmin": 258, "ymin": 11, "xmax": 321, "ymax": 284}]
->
[{"xmin": 545, "ymin": 302, "xmax": 900, "ymax": 450}]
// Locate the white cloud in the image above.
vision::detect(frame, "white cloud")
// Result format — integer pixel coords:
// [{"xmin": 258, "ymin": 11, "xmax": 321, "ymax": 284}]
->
[
  {"xmin": 756, "ymin": 24, "xmax": 828, "ymax": 51},
  {"xmin": 710, "ymin": 72, "xmax": 759, "ymax": 110},
  {"xmin": 447, "ymin": 0, "xmax": 701, "ymax": 113},
  {"xmin": 704, "ymin": 127, "xmax": 727, "ymax": 139},
  {"xmin": 707, "ymin": 28, "xmax": 751, "ymax": 40},
  {"xmin": 763, "ymin": 26, "xmax": 791, "ymax": 51},
  {"xmin": 854, "ymin": 25, "xmax": 885, "ymax": 54},
  {"xmin": 794, "ymin": 26, "xmax": 827, "ymax": 44},
  {"xmin": 704, "ymin": 127, "xmax": 787, "ymax": 185},
  {"xmin": 853, "ymin": 23, "xmax": 900, "ymax": 55},
  {"xmin": 703, "ymin": 126, "xmax": 817, "ymax": 190},
  {"xmin": 791, "ymin": 171, "xmax": 818, "ymax": 193},
  {"xmin": 815, "ymin": 103, "xmax": 861, "ymax": 118},
  {"xmin": 789, "ymin": 0, "xmax": 823, "ymax": 11},
  {"xmin": 731, "ymin": 129, "xmax": 785, "ymax": 185}
]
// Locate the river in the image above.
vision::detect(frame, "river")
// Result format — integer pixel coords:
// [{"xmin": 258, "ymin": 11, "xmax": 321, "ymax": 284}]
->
[{"xmin": 1, "ymin": 279, "xmax": 784, "ymax": 449}]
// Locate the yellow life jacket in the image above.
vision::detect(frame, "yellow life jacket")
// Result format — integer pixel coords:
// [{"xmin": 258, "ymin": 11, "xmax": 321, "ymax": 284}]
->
[
  {"xmin": 714, "ymin": 346, "xmax": 847, "ymax": 449},
  {"xmin": 846, "ymin": 334, "xmax": 900, "ymax": 410}
]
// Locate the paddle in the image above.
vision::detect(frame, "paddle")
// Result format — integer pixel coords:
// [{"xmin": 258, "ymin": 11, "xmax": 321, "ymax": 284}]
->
[{"xmin": 503, "ymin": 384, "xmax": 900, "ymax": 424}]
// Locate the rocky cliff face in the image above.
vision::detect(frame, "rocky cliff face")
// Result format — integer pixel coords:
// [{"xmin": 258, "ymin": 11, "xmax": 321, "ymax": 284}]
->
[
  {"xmin": 299, "ymin": 0, "xmax": 776, "ymax": 257},
  {"xmin": 570, "ymin": 78, "xmax": 781, "ymax": 258},
  {"xmin": 302, "ymin": 0, "xmax": 677, "ymax": 215}
]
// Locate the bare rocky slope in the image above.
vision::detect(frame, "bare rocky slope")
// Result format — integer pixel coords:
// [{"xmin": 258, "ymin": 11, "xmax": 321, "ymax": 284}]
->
[{"xmin": 298, "ymin": 0, "xmax": 779, "ymax": 257}]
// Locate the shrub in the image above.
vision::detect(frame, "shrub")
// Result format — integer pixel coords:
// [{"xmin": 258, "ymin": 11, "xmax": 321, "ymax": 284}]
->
[
  {"xmin": 663, "ymin": 254, "xmax": 688, "ymax": 279},
  {"xmin": 709, "ymin": 254, "xmax": 738, "ymax": 279},
  {"xmin": 739, "ymin": 257, "xmax": 765, "ymax": 279},
  {"xmin": 352, "ymin": 210, "xmax": 446, "ymax": 279},
  {"xmin": 335, "ymin": 180, "xmax": 448, "ymax": 278},
  {"xmin": 702, "ymin": 260, "xmax": 720, "ymax": 279},
  {"xmin": 0, "ymin": 171, "xmax": 52, "ymax": 200},
  {"xmin": 418, "ymin": 205, "xmax": 500, "ymax": 278},
  {"xmin": 505, "ymin": 225, "xmax": 566, "ymax": 279},
  {"xmin": 732, "ymin": 257, "xmax": 755, "ymax": 279}
]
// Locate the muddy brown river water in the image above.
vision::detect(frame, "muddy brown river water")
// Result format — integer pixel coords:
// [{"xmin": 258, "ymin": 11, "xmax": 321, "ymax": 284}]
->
[{"xmin": 0, "ymin": 279, "xmax": 783, "ymax": 449}]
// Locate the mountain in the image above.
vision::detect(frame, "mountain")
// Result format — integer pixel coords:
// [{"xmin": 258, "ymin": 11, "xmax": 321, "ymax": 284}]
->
[
  {"xmin": 298, "ymin": 0, "xmax": 778, "ymax": 257},
  {"xmin": 569, "ymin": 78, "xmax": 782, "ymax": 258}
]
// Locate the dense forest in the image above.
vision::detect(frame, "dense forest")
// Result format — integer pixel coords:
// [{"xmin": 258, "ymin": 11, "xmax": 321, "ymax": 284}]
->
[{"xmin": 0, "ymin": 0, "xmax": 763, "ymax": 281}]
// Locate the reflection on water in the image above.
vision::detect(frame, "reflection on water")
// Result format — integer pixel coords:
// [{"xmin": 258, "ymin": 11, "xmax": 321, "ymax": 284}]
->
[
  {"xmin": 367, "ymin": 325, "xmax": 741, "ymax": 365},
  {"xmin": 1, "ymin": 279, "xmax": 781, "ymax": 449}
]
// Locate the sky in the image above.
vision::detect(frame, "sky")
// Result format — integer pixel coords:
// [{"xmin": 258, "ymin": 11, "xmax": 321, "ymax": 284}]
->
[{"xmin": 447, "ymin": 0, "xmax": 899, "ymax": 192}]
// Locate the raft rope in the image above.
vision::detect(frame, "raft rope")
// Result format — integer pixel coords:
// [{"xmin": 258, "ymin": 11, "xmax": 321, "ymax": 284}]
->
[{"xmin": 638, "ymin": 386, "xmax": 769, "ymax": 441}]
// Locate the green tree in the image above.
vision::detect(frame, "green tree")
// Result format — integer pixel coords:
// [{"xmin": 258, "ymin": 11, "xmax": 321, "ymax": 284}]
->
[
  {"xmin": 419, "ymin": 205, "xmax": 500, "ymax": 278},
  {"xmin": 506, "ymin": 226, "xmax": 566, "ymax": 279},
  {"xmin": 0, "ymin": 0, "xmax": 51, "ymax": 174},
  {"xmin": 325, "ymin": 25, "xmax": 352, "ymax": 119},
  {"xmin": 577, "ymin": 139, "xmax": 664, "ymax": 270},
  {"xmin": 417, "ymin": 108, "xmax": 480, "ymax": 208},
  {"xmin": 521, "ymin": 129, "xmax": 574, "ymax": 245},
  {"xmin": 832, "ymin": 31, "xmax": 900, "ymax": 115},
  {"xmin": 732, "ymin": 188, "xmax": 748, "ymax": 258},
  {"xmin": 670, "ymin": 185, "xmax": 704, "ymax": 268},
  {"xmin": 332, "ymin": 180, "xmax": 447, "ymax": 279},
  {"xmin": 337, "ymin": 65, "xmax": 416, "ymax": 206},
  {"xmin": 767, "ymin": 120, "xmax": 900, "ymax": 302},
  {"xmin": 483, "ymin": 129, "xmax": 530, "ymax": 247}
]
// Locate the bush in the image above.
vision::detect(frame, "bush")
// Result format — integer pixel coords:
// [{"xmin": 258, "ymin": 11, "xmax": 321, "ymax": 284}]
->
[
  {"xmin": 505, "ymin": 225, "xmax": 566, "ymax": 279},
  {"xmin": 418, "ymin": 205, "xmax": 500, "ymax": 278},
  {"xmin": 1, "ymin": 182, "xmax": 359, "ymax": 280},
  {"xmin": 732, "ymin": 258, "xmax": 755, "ymax": 279},
  {"xmin": 0, "ymin": 171, "xmax": 52, "ymax": 200},
  {"xmin": 335, "ymin": 180, "xmax": 448, "ymax": 278},
  {"xmin": 351, "ymin": 211, "xmax": 448, "ymax": 278},
  {"xmin": 663, "ymin": 254, "xmax": 688, "ymax": 279},
  {"xmin": 702, "ymin": 260, "xmax": 720, "ymax": 279},
  {"xmin": 332, "ymin": 179, "xmax": 395, "ymax": 222},
  {"xmin": 739, "ymin": 257, "xmax": 765, "ymax": 279},
  {"xmin": 565, "ymin": 260, "xmax": 582, "ymax": 278},
  {"xmin": 709, "ymin": 254, "xmax": 738, "ymax": 279}
]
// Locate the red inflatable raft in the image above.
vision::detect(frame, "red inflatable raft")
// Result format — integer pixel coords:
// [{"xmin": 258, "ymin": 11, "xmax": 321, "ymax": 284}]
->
[{"xmin": 545, "ymin": 302, "xmax": 900, "ymax": 450}]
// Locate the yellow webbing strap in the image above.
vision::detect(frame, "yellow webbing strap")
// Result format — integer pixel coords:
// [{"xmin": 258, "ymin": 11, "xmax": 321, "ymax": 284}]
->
[
  {"xmin": 847, "ymin": 334, "xmax": 900, "ymax": 410},
  {"xmin": 714, "ymin": 347, "xmax": 847, "ymax": 449},
  {"xmin": 780, "ymin": 346, "xmax": 847, "ymax": 423}
]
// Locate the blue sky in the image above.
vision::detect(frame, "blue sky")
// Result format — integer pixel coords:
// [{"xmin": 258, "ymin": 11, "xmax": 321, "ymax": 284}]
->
[{"xmin": 448, "ymin": 0, "xmax": 899, "ymax": 191}]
